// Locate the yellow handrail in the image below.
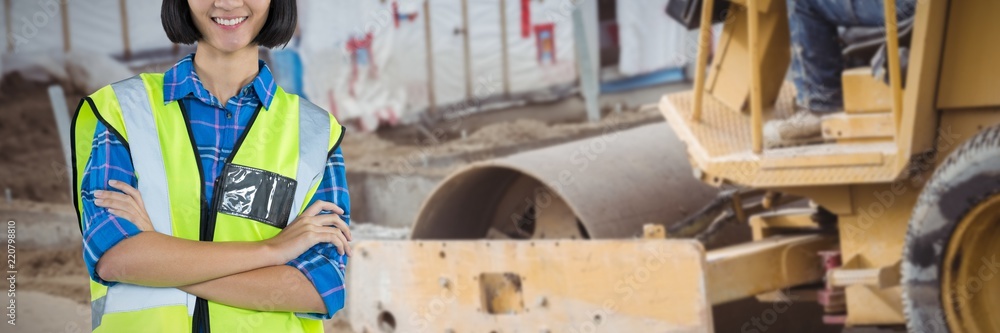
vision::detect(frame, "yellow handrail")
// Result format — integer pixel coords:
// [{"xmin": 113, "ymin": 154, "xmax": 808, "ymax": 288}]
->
[
  {"xmin": 748, "ymin": 0, "xmax": 763, "ymax": 153},
  {"xmin": 691, "ymin": 0, "xmax": 716, "ymax": 122},
  {"xmin": 883, "ymin": 0, "xmax": 904, "ymax": 130}
]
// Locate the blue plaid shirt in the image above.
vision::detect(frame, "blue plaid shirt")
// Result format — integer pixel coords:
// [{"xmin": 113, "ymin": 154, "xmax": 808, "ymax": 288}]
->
[{"xmin": 79, "ymin": 54, "xmax": 349, "ymax": 319}]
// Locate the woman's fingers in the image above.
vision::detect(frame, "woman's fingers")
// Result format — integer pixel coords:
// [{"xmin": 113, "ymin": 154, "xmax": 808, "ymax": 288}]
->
[
  {"xmin": 109, "ymin": 180, "xmax": 146, "ymax": 210},
  {"xmin": 95, "ymin": 192, "xmax": 134, "ymax": 209},
  {"xmin": 331, "ymin": 218, "xmax": 352, "ymax": 242},
  {"xmin": 107, "ymin": 208, "xmax": 153, "ymax": 231},
  {"xmin": 301, "ymin": 200, "xmax": 345, "ymax": 217},
  {"xmin": 307, "ymin": 214, "xmax": 342, "ymax": 226},
  {"xmin": 309, "ymin": 226, "xmax": 352, "ymax": 256},
  {"xmin": 94, "ymin": 195, "xmax": 136, "ymax": 213},
  {"xmin": 304, "ymin": 215, "xmax": 352, "ymax": 242},
  {"xmin": 324, "ymin": 230, "xmax": 351, "ymax": 256},
  {"xmin": 107, "ymin": 208, "xmax": 136, "ymax": 222},
  {"xmin": 301, "ymin": 201, "xmax": 326, "ymax": 217},
  {"xmin": 327, "ymin": 236, "xmax": 345, "ymax": 256},
  {"xmin": 95, "ymin": 189, "xmax": 143, "ymax": 215},
  {"xmin": 332, "ymin": 229, "xmax": 351, "ymax": 256},
  {"xmin": 95, "ymin": 191, "xmax": 153, "ymax": 232}
]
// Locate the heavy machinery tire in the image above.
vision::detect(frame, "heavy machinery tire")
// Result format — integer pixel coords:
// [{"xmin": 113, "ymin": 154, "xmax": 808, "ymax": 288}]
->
[{"xmin": 903, "ymin": 126, "xmax": 1000, "ymax": 333}]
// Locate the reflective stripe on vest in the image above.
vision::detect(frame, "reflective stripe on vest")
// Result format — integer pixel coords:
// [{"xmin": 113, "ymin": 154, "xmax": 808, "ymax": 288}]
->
[
  {"xmin": 290, "ymin": 101, "xmax": 332, "ymax": 223},
  {"xmin": 96, "ymin": 77, "xmax": 192, "ymax": 326},
  {"xmin": 83, "ymin": 74, "xmax": 338, "ymax": 332}
]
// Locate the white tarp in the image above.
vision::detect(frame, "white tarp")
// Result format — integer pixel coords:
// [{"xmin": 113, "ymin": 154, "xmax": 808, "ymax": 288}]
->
[
  {"xmin": 299, "ymin": 0, "xmax": 579, "ymax": 130},
  {"xmin": 467, "ymin": 0, "xmax": 503, "ymax": 100},
  {"xmin": 298, "ymin": 0, "xmax": 408, "ymax": 130},
  {"xmin": 0, "ymin": 0, "xmax": 162, "ymax": 92},
  {"xmin": 125, "ymin": 0, "xmax": 173, "ymax": 53},
  {"xmin": 68, "ymin": 0, "xmax": 125, "ymax": 55},
  {"xmin": 7, "ymin": 0, "xmax": 65, "ymax": 53},
  {"xmin": 616, "ymin": 0, "xmax": 692, "ymax": 76},
  {"xmin": 427, "ymin": 0, "xmax": 465, "ymax": 108},
  {"xmin": 391, "ymin": 0, "xmax": 431, "ymax": 113},
  {"xmin": 507, "ymin": 0, "xmax": 577, "ymax": 94}
]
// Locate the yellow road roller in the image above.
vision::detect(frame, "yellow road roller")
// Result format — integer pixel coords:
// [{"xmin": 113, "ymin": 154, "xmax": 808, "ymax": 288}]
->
[{"xmin": 348, "ymin": 0, "xmax": 999, "ymax": 332}]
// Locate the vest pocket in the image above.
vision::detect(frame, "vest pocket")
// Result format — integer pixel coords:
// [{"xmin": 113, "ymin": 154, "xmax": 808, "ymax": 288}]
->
[{"xmin": 215, "ymin": 163, "xmax": 297, "ymax": 229}]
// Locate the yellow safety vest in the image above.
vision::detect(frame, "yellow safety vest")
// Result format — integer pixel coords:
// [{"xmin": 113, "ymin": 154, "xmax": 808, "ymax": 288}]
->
[{"xmin": 71, "ymin": 73, "xmax": 344, "ymax": 333}]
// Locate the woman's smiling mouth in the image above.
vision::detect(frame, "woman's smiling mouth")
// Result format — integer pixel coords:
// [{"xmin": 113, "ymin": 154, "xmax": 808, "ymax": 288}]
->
[{"xmin": 213, "ymin": 16, "xmax": 248, "ymax": 28}]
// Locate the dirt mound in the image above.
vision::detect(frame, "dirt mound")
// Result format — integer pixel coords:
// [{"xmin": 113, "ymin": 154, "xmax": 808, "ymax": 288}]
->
[
  {"xmin": 0, "ymin": 74, "xmax": 83, "ymax": 204},
  {"xmin": 22, "ymin": 247, "xmax": 87, "ymax": 278},
  {"xmin": 342, "ymin": 107, "xmax": 662, "ymax": 175},
  {"xmin": 460, "ymin": 119, "xmax": 554, "ymax": 146},
  {"xmin": 20, "ymin": 247, "xmax": 89, "ymax": 304},
  {"xmin": 352, "ymin": 223, "xmax": 411, "ymax": 240}
]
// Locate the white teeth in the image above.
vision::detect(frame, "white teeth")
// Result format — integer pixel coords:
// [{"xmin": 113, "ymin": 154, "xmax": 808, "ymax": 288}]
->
[{"xmin": 213, "ymin": 17, "xmax": 246, "ymax": 26}]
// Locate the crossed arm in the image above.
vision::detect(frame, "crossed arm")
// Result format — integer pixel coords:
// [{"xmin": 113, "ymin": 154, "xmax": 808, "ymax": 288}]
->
[
  {"xmin": 94, "ymin": 182, "xmax": 350, "ymax": 314},
  {"xmin": 102, "ymin": 238, "xmax": 334, "ymax": 314},
  {"xmin": 81, "ymin": 125, "xmax": 353, "ymax": 317},
  {"xmin": 100, "ymin": 229, "xmax": 328, "ymax": 314},
  {"xmin": 181, "ymin": 265, "xmax": 324, "ymax": 314}
]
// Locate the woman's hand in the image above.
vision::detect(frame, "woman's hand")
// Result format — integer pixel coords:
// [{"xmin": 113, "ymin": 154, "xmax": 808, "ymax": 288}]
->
[
  {"xmin": 262, "ymin": 201, "xmax": 353, "ymax": 264},
  {"xmin": 94, "ymin": 180, "xmax": 155, "ymax": 232}
]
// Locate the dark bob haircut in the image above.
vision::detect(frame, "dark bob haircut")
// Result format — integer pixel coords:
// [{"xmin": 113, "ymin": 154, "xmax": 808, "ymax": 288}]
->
[{"xmin": 161, "ymin": 0, "xmax": 296, "ymax": 49}]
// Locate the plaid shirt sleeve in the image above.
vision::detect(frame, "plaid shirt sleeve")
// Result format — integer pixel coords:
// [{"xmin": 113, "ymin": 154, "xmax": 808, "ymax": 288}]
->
[
  {"xmin": 80, "ymin": 122, "xmax": 143, "ymax": 286},
  {"xmin": 287, "ymin": 146, "xmax": 351, "ymax": 320}
]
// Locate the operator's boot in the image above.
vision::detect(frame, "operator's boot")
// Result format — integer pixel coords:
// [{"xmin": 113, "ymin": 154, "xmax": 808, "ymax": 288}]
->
[{"xmin": 763, "ymin": 108, "xmax": 829, "ymax": 149}]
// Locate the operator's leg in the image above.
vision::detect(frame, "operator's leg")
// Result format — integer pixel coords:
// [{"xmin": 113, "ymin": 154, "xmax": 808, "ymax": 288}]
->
[
  {"xmin": 787, "ymin": 0, "xmax": 918, "ymax": 112},
  {"xmin": 847, "ymin": 0, "xmax": 918, "ymax": 27},
  {"xmin": 787, "ymin": 0, "xmax": 849, "ymax": 112},
  {"xmin": 769, "ymin": 0, "xmax": 917, "ymax": 148}
]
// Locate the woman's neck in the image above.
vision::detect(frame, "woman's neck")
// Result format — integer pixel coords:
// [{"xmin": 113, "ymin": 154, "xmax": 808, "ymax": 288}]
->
[{"xmin": 192, "ymin": 45, "xmax": 259, "ymax": 104}]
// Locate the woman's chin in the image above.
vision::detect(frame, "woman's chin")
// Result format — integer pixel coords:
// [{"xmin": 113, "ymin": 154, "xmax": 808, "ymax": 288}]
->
[{"xmin": 202, "ymin": 39, "xmax": 256, "ymax": 54}]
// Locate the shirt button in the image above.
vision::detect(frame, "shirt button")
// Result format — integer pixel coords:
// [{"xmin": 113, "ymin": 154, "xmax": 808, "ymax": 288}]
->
[{"xmin": 226, "ymin": 111, "xmax": 233, "ymax": 119}]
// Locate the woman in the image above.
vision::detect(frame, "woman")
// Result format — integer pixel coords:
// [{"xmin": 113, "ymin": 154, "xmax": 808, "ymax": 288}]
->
[{"xmin": 70, "ymin": 1, "xmax": 351, "ymax": 332}]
